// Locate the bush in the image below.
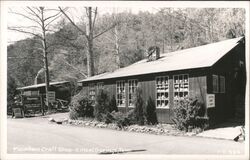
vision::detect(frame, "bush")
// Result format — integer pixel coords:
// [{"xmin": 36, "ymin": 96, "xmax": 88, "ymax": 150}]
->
[
  {"xmin": 109, "ymin": 95, "xmax": 118, "ymax": 113},
  {"xmin": 133, "ymin": 87, "xmax": 145, "ymax": 125},
  {"xmin": 104, "ymin": 110, "xmax": 136, "ymax": 129},
  {"xmin": 172, "ymin": 97, "xmax": 208, "ymax": 131},
  {"xmin": 94, "ymin": 89, "xmax": 110, "ymax": 121},
  {"xmin": 145, "ymin": 97, "xmax": 158, "ymax": 125},
  {"xmin": 111, "ymin": 111, "xmax": 130, "ymax": 129},
  {"xmin": 7, "ymin": 75, "xmax": 18, "ymax": 115},
  {"xmin": 69, "ymin": 89, "xmax": 93, "ymax": 120}
]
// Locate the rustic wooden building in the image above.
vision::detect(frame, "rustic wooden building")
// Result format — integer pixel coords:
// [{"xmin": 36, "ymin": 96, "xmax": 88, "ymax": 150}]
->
[
  {"xmin": 79, "ymin": 37, "xmax": 246, "ymax": 124},
  {"xmin": 17, "ymin": 81, "xmax": 71, "ymax": 102}
]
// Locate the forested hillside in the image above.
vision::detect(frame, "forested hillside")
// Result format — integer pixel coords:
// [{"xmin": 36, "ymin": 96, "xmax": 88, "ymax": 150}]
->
[{"xmin": 7, "ymin": 8, "xmax": 245, "ymax": 88}]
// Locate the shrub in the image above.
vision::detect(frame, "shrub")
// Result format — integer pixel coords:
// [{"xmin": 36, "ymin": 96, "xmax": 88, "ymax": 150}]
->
[
  {"xmin": 109, "ymin": 95, "xmax": 118, "ymax": 113},
  {"xmin": 111, "ymin": 111, "xmax": 129, "ymax": 129},
  {"xmin": 133, "ymin": 87, "xmax": 145, "ymax": 125},
  {"xmin": 69, "ymin": 109, "xmax": 78, "ymax": 120},
  {"xmin": 7, "ymin": 75, "xmax": 18, "ymax": 115},
  {"xmin": 102, "ymin": 112, "xmax": 115, "ymax": 124},
  {"xmin": 69, "ymin": 89, "xmax": 93, "ymax": 120},
  {"xmin": 94, "ymin": 89, "xmax": 110, "ymax": 121},
  {"xmin": 105, "ymin": 110, "xmax": 136, "ymax": 129},
  {"xmin": 172, "ymin": 97, "xmax": 209, "ymax": 131},
  {"xmin": 145, "ymin": 97, "xmax": 158, "ymax": 125}
]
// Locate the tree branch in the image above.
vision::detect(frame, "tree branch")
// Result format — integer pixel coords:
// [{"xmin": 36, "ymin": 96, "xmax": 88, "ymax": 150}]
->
[
  {"xmin": 26, "ymin": 7, "xmax": 43, "ymax": 22},
  {"xmin": 93, "ymin": 23, "xmax": 117, "ymax": 39},
  {"xmin": 32, "ymin": 7, "xmax": 42, "ymax": 14},
  {"xmin": 44, "ymin": 15, "xmax": 62, "ymax": 28},
  {"xmin": 60, "ymin": 58, "xmax": 87, "ymax": 78},
  {"xmin": 8, "ymin": 25, "xmax": 41, "ymax": 30},
  {"xmin": 8, "ymin": 27, "xmax": 43, "ymax": 40},
  {"xmin": 9, "ymin": 11, "xmax": 43, "ymax": 28},
  {"xmin": 92, "ymin": 7, "xmax": 98, "ymax": 29},
  {"xmin": 58, "ymin": 7, "xmax": 87, "ymax": 37},
  {"xmin": 44, "ymin": 11, "xmax": 62, "ymax": 21}
]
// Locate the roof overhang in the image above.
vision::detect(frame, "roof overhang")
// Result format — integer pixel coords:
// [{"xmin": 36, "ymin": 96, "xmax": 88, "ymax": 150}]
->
[{"xmin": 17, "ymin": 81, "xmax": 70, "ymax": 90}]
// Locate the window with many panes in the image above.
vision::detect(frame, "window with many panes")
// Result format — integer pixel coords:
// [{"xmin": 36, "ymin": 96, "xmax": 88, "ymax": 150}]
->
[
  {"xmin": 97, "ymin": 82, "xmax": 104, "ymax": 90},
  {"xmin": 23, "ymin": 90, "xmax": 39, "ymax": 96},
  {"xmin": 88, "ymin": 83, "xmax": 96, "ymax": 101},
  {"xmin": 174, "ymin": 74, "xmax": 189, "ymax": 100},
  {"xmin": 128, "ymin": 80, "xmax": 138, "ymax": 107},
  {"xmin": 212, "ymin": 75, "xmax": 219, "ymax": 93},
  {"xmin": 220, "ymin": 76, "xmax": 225, "ymax": 93},
  {"xmin": 156, "ymin": 76, "xmax": 169, "ymax": 108},
  {"xmin": 116, "ymin": 81, "xmax": 126, "ymax": 107}
]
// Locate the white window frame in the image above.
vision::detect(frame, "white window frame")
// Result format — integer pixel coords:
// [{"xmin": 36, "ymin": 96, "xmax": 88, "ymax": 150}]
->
[
  {"xmin": 128, "ymin": 79, "xmax": 138, "ymax": 108},
  {"xmin": 116, "ymin": 80, "xmax": 126, "ymax": 107},
  {"xmin": 220, "ymin": 76, "xmax": 225, "ymax": 93},
  {"xmin": 156, "ymin": 76, "xmax": 169, "ymax": 109},
  {"xmin": 97, "ymin": 82, "xmax": 104, "ymax": 90},
  {"xmin": 212, "ymin": 75, "xmax": 219, "ymax": 93},
  {"xmin": 23, "ymin": 90, "xmax": 39, "ymax": 96},
  {"xmin": 88, "ymin": 83, "xmax": 96, "ymax": 102},
  {"xmin": 173, "ymin": 74, "xmax": 189, "ymax": 100}
]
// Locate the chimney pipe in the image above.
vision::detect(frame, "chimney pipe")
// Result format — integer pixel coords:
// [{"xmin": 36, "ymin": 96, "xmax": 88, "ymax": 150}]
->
[{"xmin": 147, "ymin": 46, "xmax": 160, "ymax": 61}]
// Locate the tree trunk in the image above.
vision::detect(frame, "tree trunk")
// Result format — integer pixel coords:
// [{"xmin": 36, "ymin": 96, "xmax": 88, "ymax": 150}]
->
[
  {"xmin": 114, "ymin": 25, "xmax": 120, "ymax": 69},
  {"xmin": 40, "ymin": 7, "xmax": 51, "ymax": 111},
  {"xmin": 87, "ymin": 7, "xmax": 95, "ymax": 77}
]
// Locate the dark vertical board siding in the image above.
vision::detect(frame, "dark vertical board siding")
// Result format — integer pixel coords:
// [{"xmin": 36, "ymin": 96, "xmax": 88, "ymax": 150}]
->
[
  {"xmin": 83, "ymin": 68, "xmax": 208, "ymax": 124},
  {"xmin": 207, "ymin": 42, "xmax": 245, "ymax": 124},
  {"xmin": 189, "ymin": 76, "xmax": 207, "ymax": 103},
  {"xmin": 140, "ymin": 81, "xmax": 146, "ymax": 102},
  {"xmin": 156, "ymin": 109, "xmax": 170, "ymax": 123},
  {"xmin": 125, "ymin": 81, "xmax": 128, "ymax": 112},
  {"xmin": 169, "ymin": 76, "xmax": 174, "ymax": 122}
]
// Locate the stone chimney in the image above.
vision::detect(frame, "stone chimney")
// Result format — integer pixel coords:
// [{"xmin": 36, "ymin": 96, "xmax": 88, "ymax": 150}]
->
[{"xmin": 147, "ymin": 46, "xmax": 160, "ymax": 62}]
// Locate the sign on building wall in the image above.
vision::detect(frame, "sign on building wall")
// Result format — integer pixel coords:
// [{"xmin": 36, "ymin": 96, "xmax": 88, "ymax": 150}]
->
[
  {"xmin": 48, "ymin": 91, "xmax": 56, "ymax": 102},
  {"xmin": 206, "ymin": 94, "xmax": 215, "ymax": 108},
  {"xmin": 13, "ymin": 108, "xmax": 23, "ymax": 118}
]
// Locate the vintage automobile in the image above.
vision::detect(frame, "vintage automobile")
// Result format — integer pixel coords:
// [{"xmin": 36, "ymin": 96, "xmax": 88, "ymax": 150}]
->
[{"xmin": 12, "ymin": 81, "xmax": 71, "ymax": 118}]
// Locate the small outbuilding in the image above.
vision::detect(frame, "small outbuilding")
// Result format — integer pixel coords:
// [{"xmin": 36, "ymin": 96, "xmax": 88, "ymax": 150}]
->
[
  {"xmin": 79, "ymin": 37, "xmax": 246, "ymax": 124},
  {"xmin": 17, "ymin": 81, "xmax": 71, "ymax": 109}
]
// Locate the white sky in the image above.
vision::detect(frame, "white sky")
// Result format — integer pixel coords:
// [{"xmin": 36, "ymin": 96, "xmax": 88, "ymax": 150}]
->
[
  {"xmin": 4, "ymin": 1, "xmax": 249, "ymax": 44},
  {"xmin": 7, "ymin": 7, "xmax": 157, "ymax": 44}
]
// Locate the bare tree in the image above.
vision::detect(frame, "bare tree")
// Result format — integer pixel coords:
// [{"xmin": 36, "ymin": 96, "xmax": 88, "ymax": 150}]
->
[
  {"xmin": 8, "ymin": 7, "xmax": 63, "ymax": 111},
  {"xmin": 59, "ymin": 7, "xmax": 118, "ymax": 77},
  {"xmin": 114, "ymin": 25, "xmax": 121, "ymax": 68}
]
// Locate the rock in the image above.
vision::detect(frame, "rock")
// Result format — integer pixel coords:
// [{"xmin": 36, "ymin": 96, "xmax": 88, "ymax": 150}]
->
[
  {"xmin": 68, "ymin": 120, "xmax": 73, "ymax": 124},
  {"xmin": 160, "ymin": 128, "xmax": 164, "ymax": 133},
  {"xmin": 164, "ymin": 129, "xmax": 170, "ymax": 133},
  {"xmin": 186, "ymin": 132, "xmax": 196, "ymax": 136},
  {"xmin": 76, "ymin": 121, "xmax": 80, "ymax": 125},
  {"xmin": 56, "ymin": 121, "xmax": 63, "ymax": 125},
  {"xmin": 62, "ymin": 118, "xmax": 68, "ymax": 122},
  {"xmin": 97, "ymin": 123, "xmax": 104, "ymax": 128},
  {"xmin": 129, "ymin": 128, "xmax": 134, "ymax": 132},
  {"xmin": 48, "ymin": 118, "xmax": 55, "ymax": 122},
  {"xmin": 90, "ymin": 122, "xmax": 96, "ymax": 127}
]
